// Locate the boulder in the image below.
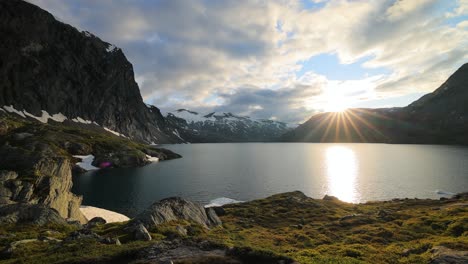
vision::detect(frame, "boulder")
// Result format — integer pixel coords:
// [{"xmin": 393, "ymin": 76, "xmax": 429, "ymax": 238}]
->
[
  {"xmin": 125, "ymin": 222, "xmax": 152, "ymax": 241},
  {"xmin": 85, "ymin": 217, "xmax": 107, "ymax": 228},
  {"xmin": 206, "ymin": 207, "xmax": 223, "ymax": 226},
  {"xmin": 429, "ymin": 246, "xmax": 468, "ymax": 264},
  {"xmin": 323, "ymin": 195, "xmax": 339, "ymax": 201},
  {"xmin": 131, "ymin": 197, "xmax": 222, "ymax": 229},
  {"xmin": 0, "ymin": 204, "xmax": 66, "ymax": 225}
]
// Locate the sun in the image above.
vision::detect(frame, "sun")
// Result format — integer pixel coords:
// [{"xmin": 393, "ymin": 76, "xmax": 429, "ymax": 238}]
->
[
  {"xmin": 326, "ymin": 100, "xmax": 348, "ymax": 112},
  {"xmin": 325, "ymin": 95, "xmax": 349, "ymax": 113}
]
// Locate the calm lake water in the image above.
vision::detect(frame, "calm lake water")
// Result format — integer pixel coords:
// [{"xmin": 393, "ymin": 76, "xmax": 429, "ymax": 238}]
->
[{"xmin": 72, "ymin": 143, "xmax": 468, "ymax": 217}]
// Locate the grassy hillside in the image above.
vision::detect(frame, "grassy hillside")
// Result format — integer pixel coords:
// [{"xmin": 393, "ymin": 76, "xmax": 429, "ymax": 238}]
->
[{"xmin": 1, "ymin": 192, "xmax": 466, "ymax": 263}]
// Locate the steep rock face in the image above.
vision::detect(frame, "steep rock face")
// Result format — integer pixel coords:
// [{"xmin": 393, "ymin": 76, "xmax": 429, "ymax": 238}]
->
[
  {"xmin": 0, "ymin": 0, "xmax": 180, "ymax": 143},
  {"xmin": 131, "ymin": 197, "xmax": 222, "ymax": 229},
  {"xmin": 281, "ymin": 63, "xmax": 468, "ymax": 145},
  {"xmin": 166, "ymin": 109, "xmax": 291, "ymax": 142},
  {"xmin": 0, "ymin": 158, "xmax": 86, "ymax": 223}
]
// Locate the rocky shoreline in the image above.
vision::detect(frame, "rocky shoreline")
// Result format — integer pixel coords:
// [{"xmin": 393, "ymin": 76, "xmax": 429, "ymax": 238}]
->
[
  {"xmin": 0, "ymin": 188, "xmax": 466, "ymax": 263},
  {"xmin": 0, "ymin": 112, "xmax": 181, "ymax": 225}
]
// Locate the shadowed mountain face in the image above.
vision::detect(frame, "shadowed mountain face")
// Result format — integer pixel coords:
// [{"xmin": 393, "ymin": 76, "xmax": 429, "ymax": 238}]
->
[
  {"xmin": 0, "ymin": 0, "xmax": 181, "ymax": 143},
  {"xmin": 281, "ymin": 63, "xmax": 468, "ymax": 145}
]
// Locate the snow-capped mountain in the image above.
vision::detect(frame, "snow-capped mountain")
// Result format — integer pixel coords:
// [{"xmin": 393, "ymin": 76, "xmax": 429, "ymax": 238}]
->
[{"xmin": 165, "ymin": 109, "xmax": 292, "ymax": 142}]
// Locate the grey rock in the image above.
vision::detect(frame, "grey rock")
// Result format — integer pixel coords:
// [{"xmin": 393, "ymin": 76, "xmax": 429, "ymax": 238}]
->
[
  {"xmin": 0, "ymin": 171, "xmax": 18, "ymax": 181},
  {"xmin": 205, "ymin": 207, "xmax": 223, "ymax": 226},
  {"xmin": 0, "ymin": 204, "xmax": 66, "ymax": 225},
  {"xmin": 101, "ymin": 237, "xmax": 121, "ymax": 246},
  {"xmin": 86, "ymin": 216, "xmax": 107, "ymax": 228},
  {"xmin": 175, "ymin": 225, "xmax": 187, "ymax": 236},
  {"xmin": 16, "ymin": 182, "xmax": 34, "ymax": 202},
  {"xmin": 1, "ymin": 239, "xmax": 39, "ymax": 255},
  {"xmin": 66, "ymin": 229, "xmax": 102, "ymax": 241},
  {"xmin": 125, "ymin": 223, "xmax": 152, "ymax": 241},
  {"xmin": 429, "ymin": 246, "xmax": 468, "ymax": 264},
  {"xmin": 131, "ymin": 197, "xmax": 222, "ymax": 229}
]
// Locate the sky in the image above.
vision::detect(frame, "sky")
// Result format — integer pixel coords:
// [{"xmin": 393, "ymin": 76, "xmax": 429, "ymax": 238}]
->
[{"xmin": 29, "ymin": 0, "xmax": 468, "ymax": 124}]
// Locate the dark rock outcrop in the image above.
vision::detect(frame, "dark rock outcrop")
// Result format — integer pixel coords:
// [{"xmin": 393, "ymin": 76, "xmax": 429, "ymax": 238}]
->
[
  {"xmin": 0, "ymin": 204, "xmax": 66, "ymax": 225},
  {"xmin": 0, "ymin": 0, "xmax": 181, "ymax": 144},
  {"xmin": 130, "ymin": 197, "xmax": 222, "ymax": 229}
]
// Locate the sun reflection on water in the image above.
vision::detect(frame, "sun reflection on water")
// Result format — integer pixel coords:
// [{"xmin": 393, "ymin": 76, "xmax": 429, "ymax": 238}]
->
[{"xmin": 325, "ymin": 146, "xmax": 359, "ymax": 203}]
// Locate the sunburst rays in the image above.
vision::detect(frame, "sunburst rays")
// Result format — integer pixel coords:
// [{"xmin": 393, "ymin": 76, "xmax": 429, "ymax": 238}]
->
[{"xmin": 306, "ymin": 109, "xmax": 398, "ymax": 142}]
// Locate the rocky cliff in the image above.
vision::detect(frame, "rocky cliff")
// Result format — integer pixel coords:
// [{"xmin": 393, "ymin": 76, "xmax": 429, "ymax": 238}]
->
[
  {"xmin": 0, "ymin": 0, "xmax": 181, "ymax": 144},
  {"xmin": 0, "ymin": 112, "xmax": 181, "ymax": 224},
  {"xmin": 281, "ymin": 63, "xmax": 468, "ymax": 145},
  {"xmin": 165, "ymin": 109, "xmax": 291, "ymax": 142}
]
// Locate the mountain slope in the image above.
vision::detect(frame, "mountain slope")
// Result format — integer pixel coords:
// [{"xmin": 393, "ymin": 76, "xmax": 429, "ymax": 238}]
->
[
  {"xmin": 0, "ymin": 0, "xmax": 180, "ymax": 143},
  {"xmin": 165, "ymin": 109, "xmax": 291, "ymax": 142},
  {"xmin": 281, "ymin": 63, "xmax": 468, "ymax": 145}
]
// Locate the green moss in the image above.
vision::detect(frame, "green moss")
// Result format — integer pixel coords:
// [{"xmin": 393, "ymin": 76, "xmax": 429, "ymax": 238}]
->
[{"xmin": 0, "ymin": 186, "xmax": 466, "ymax": 263}]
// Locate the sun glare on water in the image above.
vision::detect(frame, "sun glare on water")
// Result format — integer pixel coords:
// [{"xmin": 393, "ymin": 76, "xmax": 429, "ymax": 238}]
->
[{"xmin": 325, "ymin": 146, "xmax": 359, "ymax": 203}]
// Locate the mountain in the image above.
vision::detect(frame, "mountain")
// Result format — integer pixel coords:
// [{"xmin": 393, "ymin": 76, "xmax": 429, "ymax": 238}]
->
[
  {"xmin": 405, "ymin": 63, "xmax": 468, "ymax": 142},
  {"xmin": 0, "ymin": 0, "xmax": 181, "ymax": 144},
  {"xmin": 281, "ymin": 63, "xmax": 468, "ymax": 145},
  {"xmin": 165, "ymin": 109, "xmax": 291, "ymax": 142}
]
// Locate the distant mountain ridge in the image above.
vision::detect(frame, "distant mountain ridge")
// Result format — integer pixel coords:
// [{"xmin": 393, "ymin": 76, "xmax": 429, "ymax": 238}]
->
[
  {"xmin": 165, "ymin": 109, "xmax": 291, "ymax": 142},
  {"xmin": 281, "ymin": 63, "xmax": 468, "ymax": 145},
  {"xmin": 0, "ymin": 0, "xmax": 181, "ymax": 143}
]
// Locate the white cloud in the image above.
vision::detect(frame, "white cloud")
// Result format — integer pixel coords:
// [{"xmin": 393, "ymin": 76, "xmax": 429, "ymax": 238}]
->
[{"xmin": 27, "ymin": 0, "xmax": 468, "ymax": 123}]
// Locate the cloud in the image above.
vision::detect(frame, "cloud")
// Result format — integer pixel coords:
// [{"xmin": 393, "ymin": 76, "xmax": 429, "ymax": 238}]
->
[{"xmin": 27, "ymin": 0, "xmax": 468, "ymax": 124}]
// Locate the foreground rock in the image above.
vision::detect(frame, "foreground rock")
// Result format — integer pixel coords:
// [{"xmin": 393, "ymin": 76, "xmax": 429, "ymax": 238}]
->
[
  {"xmin": 134, "ymin": 240, "xmax": 296, "ymax": 264},
  {"xmin": 130, "ymin": 197, "xmax": 222, "ymax": 230},
  {"xmin": 0, "ymin": 204, "xmax": 66, "ymax": 225},
  {"xmin": 430, "ymin": 246, "xmax": 468, "ymax": 264},
  {"xmin": 0, "ymin": 156, "xmax": 86, "ymax": 223}
]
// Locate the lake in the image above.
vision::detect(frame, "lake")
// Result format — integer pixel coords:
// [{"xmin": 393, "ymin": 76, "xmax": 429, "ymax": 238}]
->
[{"xmin": 72, "ymin": 143, "xmax": 468, "ymax": 217}]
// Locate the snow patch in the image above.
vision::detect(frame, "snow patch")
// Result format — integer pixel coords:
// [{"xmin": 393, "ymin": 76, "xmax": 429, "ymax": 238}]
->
[
  {"xmin": 73, "ymin": 155, "xmax": 99, "ymax": 171},
  {"xmin": 146, "ymin": 154, "xmax": 159, "ymax": 162},
  {"xmin": 106, "ymin": 44, "xmax": 117, "ymax": 53},
  {"xmin": 72, "ymin": 117, "xmax": 93, "ymax": 124},
  {"xmin": 171, "ymin": 109, "xmax": 215, "ymax": 123},
  {"xmin": 104, "ymin": 127, "xmax": 128, "ymax": 138},
  {"xmin": 83, "ymin": 31, "xmax": 93, "ymax": 37},
  {"xmin": 3, "ymin": 105, "xmax": 26, "ymax": 118},
  {"xmin": 205, "ymin": 197, "xmax": 243, "ymax": 208},
  {"xmin": 24, "ymin": 110, "xmax": 67, "ymax": 123},
  {"xmin": 172, "ymin": 129, "xmax": 184, "ymax": 141},
  {"xmin": 80, "ymin": 206, "xmax": 130, "ymax": 223}
]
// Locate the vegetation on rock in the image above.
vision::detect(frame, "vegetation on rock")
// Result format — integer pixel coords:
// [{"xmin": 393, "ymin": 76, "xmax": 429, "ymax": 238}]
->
[{"xmin": 0, "ymin": 191, "xmax": 466, "ymax": 263}]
